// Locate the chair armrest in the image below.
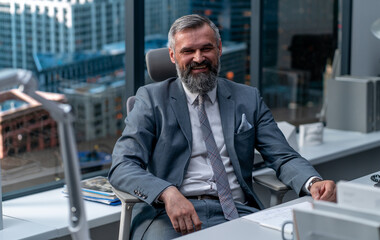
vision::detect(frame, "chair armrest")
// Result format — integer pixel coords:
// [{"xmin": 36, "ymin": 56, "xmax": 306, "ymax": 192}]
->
[
  {"xmin": 253, "ymin": 173, "xmax": 291, "ymax": 207},
  {"xmin": 253, "ymin": 174, "xmax": 290, "ymax": 192},
  {"xmin": 113, "ymin": 188, "xmax": 142, "ymax": 204},
  {"xmin": 112, "ymin": 187, "xmax": 142, "ymax": 240}
]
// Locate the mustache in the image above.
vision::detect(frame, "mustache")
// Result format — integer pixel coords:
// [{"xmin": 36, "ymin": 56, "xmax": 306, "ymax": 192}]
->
[
  {"xmin": 183, "ymin": 60, "xmax": 213, "ymax": 77},
  {"xmin": 188, "ymin": 60, "xmax": 212, "ymax": 70}
]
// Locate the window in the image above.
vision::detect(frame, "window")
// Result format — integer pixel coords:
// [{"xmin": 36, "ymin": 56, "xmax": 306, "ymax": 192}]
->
[
  {"xmin": 255, "ymin": 0, "xmax": 338, "ymax": 125},
  {"xmin": 0, "ymin": 0, "xmax": 125, "ymax": 199},
  {"xmin": 0, "ymin": 0, "xmax": 343, "ymax": 200}
]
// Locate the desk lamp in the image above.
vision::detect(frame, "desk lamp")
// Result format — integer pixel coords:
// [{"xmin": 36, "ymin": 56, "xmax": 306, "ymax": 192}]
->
[
  {"xmin": 0, "ymin": 69, "xmax": 90, "ymax": 240},
  {"xmin": 371, "ymin": 18, "xmax": 380, "ymax": 39}
]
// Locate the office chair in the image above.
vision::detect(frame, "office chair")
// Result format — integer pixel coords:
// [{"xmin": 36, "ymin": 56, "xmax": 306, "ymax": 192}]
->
[{"xmin": 112, "ymin": 47, "xmax": 290, "ymax": 240}]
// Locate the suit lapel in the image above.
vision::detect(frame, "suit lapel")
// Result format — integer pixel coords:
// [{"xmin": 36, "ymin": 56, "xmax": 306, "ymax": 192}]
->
[
  {"xmin": 169, "ymin": 79, "xmax": 192, "ymax": 144},
  {"xmin": 217, "ymin": 79, "xmax": 244, "ymax": 178},
  {"xmin": 217, "ymin": 79, "xmax": 234, "ymax": 146}
]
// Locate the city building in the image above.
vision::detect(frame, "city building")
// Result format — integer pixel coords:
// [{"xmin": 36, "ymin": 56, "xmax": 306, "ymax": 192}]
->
[
  {"xmin": 61, "ymin": 76, "xmax": 126, "ymax": 142},
  {"xmin": 0, "ymin": 0, "xmax": 125, "ymax": 70},
  {"xmin": 0, "ymin": 89, "xmax": 65, "ymax": 159},
  {"xmin": 34, "ymin": 49, "xmax": 124, "ymax": 93},
  {"xmin": 220, "ymin": 41, "xmax": 247, "ymax": 84}
]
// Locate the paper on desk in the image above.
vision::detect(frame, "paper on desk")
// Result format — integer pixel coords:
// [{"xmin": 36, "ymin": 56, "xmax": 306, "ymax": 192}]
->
[{"xmin": 242, "ymin": 201, "xmax": 312, "ymax": 234}]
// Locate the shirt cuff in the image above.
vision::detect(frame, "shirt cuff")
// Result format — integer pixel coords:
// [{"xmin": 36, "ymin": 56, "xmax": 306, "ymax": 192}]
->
[{"xmin": 303, "ymin": 176, "xmax": 323, "ymax": 194}]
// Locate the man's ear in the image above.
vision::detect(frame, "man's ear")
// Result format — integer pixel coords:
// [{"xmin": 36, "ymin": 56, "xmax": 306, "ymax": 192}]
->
[{"xmin": 168, "ymin": 48, "xmax": 176, "ymax": 64}]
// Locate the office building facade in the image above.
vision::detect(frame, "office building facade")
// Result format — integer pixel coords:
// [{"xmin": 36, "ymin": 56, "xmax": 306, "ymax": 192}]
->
[
  {"xmin": 34, "ymin": 50, "xmax": 124, "ymax": 93},
  {"xmin": 0, "ymin": 89, "xmax": 65, "ymax": 159},
  {"xmin": 62, "ymin": 78, "xmax": 126, "ymax": 142},
  {"xmin": 0, "ymin": 0, "xmax": 124, "ymax": 70}
]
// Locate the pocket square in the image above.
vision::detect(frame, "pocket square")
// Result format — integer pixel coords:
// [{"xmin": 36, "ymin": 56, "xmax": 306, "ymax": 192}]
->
[{"xmin": 237, "ymin": 113, "xmax": 252, "ymax": 134}]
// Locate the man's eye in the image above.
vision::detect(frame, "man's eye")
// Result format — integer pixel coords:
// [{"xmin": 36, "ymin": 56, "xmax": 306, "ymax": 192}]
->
[
  {"xmin": 183, "ymin": 50, "xmax": 194, "ymax": 54},
  {"xmin": 202, "ymin": 47, "xmax": 213, "ymax": 52}
]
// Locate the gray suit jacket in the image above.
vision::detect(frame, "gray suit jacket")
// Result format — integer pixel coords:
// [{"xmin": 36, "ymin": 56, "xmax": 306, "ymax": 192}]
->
[{"xmin": 109, "ymin": 77, "xmax": 320, "ymax": 234}]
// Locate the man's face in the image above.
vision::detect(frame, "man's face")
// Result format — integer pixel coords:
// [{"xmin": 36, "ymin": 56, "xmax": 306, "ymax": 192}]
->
[{"xmin": 169, "ymin": 24, "xmax": 222, "ymax": 94}]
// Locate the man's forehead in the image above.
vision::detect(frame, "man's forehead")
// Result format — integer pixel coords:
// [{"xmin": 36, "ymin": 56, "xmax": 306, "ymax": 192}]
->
[{"xmin": 174, "ymin": 25, "xmax": 217, "ymax": 47}]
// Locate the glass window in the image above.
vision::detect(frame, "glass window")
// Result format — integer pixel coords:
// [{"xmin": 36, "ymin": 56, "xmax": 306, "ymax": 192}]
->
[
  {"xmin": 260, "ymin": 0, "xmax": 338, "ymax": 125},
  {"xmin": 0, "ymin": 0, "xmax": 125, "ymax": 199},
  {"xmin": 0, "ymin": 0, "xmax": 341, "ymax": 199}
]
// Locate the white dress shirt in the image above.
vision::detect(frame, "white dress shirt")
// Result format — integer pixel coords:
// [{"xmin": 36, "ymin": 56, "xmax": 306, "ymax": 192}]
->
[{"xmin": 179, "ymin": 83, "xmax": 246, "ymax": 204}]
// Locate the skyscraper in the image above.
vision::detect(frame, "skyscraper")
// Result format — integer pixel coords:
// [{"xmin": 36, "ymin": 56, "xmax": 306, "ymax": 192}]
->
[{"xmin": 0, "ymin": 0, "xmax": 125, "ymax": 70}]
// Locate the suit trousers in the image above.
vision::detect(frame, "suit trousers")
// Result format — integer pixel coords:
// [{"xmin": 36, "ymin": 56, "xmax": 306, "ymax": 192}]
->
[{"xmin": 134, "ymin": 199, "xmax": 259, "ymax": 240}]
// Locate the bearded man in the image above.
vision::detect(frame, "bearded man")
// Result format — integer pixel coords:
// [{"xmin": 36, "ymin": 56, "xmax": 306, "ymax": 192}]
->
[{"xmin": 109, "ymin": 14, "xmax": 336, "ymax": 240}]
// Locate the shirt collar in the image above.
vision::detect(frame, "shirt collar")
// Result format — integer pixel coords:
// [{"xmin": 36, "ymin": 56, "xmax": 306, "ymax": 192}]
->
[{"xmin": 181, "ymin": 81, "xmax": 217, "ymax": 106}]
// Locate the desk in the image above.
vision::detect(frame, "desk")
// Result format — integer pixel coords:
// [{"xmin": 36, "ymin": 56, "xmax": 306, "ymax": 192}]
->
[
  {"xmin": 351, "ymin": 170, "xmax": 380, "ymax": 185},
  {"xmin": 176, "ymin": 196, "xmax": 312, "ymax": 240},
  {"xmin": 299, "ymin": 128, "xmax": 380, "ymax": 165},
  {"xmin": 2, "ymin": 188, "xmax": 121, "ymax": 240}
]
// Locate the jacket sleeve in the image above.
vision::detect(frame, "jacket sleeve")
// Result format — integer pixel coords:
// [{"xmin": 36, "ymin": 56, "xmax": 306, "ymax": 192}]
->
[
  {"xmin": 253, "ymin": 88, "xmax": 321, "ymax": 196},
  {"xmin": 108, "ymin": 87, "xmax": 173, "ymax": 204}
]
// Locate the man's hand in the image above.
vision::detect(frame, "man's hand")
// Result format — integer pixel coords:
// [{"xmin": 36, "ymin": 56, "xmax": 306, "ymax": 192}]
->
[
  {"xmin": 310, "ymin": 180, "xmax": 336, "ymax": 202},
  {"xmin": 159, "ymin": 187, "xmax": 202, "ymax": 235}
]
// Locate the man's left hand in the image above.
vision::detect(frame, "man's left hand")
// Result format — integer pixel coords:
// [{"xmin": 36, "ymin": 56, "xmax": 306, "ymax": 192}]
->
[{"xmin": 310, "ymin": 180, "xmax": 336, "ymax": 202}]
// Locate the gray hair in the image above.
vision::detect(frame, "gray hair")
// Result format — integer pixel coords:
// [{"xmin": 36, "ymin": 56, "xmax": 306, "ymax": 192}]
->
[{"xmin": 168, "ymin": 14, "xmax": 221, "ymax": 52}]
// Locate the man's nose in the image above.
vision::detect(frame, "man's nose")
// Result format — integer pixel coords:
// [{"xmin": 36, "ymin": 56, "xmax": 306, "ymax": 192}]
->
[{"xmin": 193, "ymin": 50, "xmax": 204, "ymax": 63}]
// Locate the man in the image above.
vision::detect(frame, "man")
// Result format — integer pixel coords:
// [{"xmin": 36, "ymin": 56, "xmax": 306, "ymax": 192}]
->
[{"xmin": 109, "ymin": 14, "xmax": 336, "ymax": 239}]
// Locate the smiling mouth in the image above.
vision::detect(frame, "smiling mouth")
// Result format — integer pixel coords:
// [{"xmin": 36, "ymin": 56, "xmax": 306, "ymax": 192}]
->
[{"xmin": 191, "ymin": 65, "xmax": 207, "ymax": 70}]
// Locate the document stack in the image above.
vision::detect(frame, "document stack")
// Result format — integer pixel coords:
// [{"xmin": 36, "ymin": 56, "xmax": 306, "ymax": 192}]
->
[
  {"xmin": 291, "ymin": 181, "xmax": 380, "ymax": 240},
  {"xmin": 63, "ymin": 176, "xmax": 120, "ymax": 205}
]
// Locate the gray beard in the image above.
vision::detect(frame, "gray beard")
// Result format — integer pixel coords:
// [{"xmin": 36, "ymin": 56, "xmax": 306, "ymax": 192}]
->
[{"xmin": 176, "ymin": 59, "xmax": 220, "ymax": 95}]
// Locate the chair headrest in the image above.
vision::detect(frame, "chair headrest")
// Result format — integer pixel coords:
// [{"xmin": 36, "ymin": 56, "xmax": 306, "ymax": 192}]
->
[{"xmin": 146, "ymin": 48, "xmax": 177, "ymax": 82}]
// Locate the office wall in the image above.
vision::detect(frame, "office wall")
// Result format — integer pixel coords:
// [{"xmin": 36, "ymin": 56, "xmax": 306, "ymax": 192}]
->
[{"xmin": 350, "ymin": 0, "xmax": 380, "ymax": 76}]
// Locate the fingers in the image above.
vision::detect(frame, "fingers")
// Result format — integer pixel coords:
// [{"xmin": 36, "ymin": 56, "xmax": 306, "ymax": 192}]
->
[
  {"xmin": 310, "ymin": 180, "xmax": 337, "ymax": 202},
  {"xmin": 310, "ymin": 184, "xmax": 323, "ymax": 200},
  {"xmin": 192, "ymin": 213, "xmax": 202, "ymax": 231},
  {"xmin": 160, "ymin": 188, "xmax": 202, "ymax": 235},
  {"xmin": 170, "ymin": 209, "xmax": 202, "ymax": 235},
  {"xmin": 178, "ymin": 217, "xmax": 188, "ymax": 235},
  {"xmin": 184, "ymin": 215, "xmax": 196, "ymax": 233},
  {"xmin": 318, "ymin": 181, "xmax": 337, "ymax": 202},
  {"xmin": 171, "ymin": 218, "xmax": 180, "ymax": 233}
]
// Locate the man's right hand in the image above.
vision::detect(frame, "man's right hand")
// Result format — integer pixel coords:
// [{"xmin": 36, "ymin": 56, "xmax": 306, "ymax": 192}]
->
[{"xmin": 159, "ymin": 186, "xmax": 202, "ymax": 235}]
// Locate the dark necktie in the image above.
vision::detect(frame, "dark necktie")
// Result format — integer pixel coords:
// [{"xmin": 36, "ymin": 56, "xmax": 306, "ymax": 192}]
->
[{"xmin": 196, "ymin": 94, "xmax": 239, "ymax": 220}]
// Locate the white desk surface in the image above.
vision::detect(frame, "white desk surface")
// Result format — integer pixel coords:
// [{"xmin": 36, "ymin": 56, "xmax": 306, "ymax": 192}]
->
[
  {"xmin": 0, "ymin": 216, "xmax": 57, "ymax": 240},
  {"xmin": 299, "ymin": 128, "xmax": 380, "ymax": 165},
  {"xmin": 254, "ymin": 128, "xmax": 380, "ymax": 176},
  {"xmin": 2, "ymin": 188, "xmax": 122, "ymax": 239},
  {"xmin": 351, "ymin": 171, "xmax": 380, "ymax": 185}
]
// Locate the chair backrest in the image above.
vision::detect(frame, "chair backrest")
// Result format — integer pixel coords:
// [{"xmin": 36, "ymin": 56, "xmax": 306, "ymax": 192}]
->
[
  {"xmin": 145, "ymin": 48, "xmax": 177, "ymax": 82},
  {"xmin": 126, "ymin": 95, "xmax": 136, "ymax": 114},
  {"xmin": 127, "ymin": 48, "xmax": 178, "ymax": 114}
]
